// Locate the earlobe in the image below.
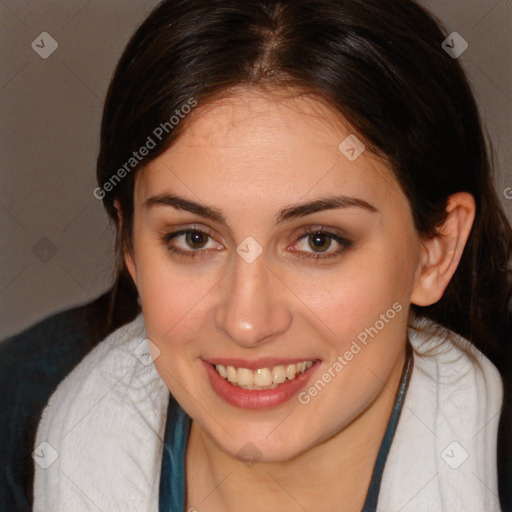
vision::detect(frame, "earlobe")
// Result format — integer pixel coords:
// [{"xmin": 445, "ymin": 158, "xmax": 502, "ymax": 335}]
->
[{"xmin": 411, "ymin": 192, "xmax": 476, "ymax": 307}]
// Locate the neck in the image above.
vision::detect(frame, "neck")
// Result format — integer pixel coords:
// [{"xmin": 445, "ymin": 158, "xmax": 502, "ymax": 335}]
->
[{"xmin": 186, "ymin": 348, "xmax": 407, "ymax": 512}]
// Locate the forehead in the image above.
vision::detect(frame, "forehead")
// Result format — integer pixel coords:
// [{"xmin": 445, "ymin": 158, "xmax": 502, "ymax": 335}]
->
[
  {"xmin": 164, "ymin": 88, "xmax": 369, "ymax": 164},
  {"xmin": 136, "ymin": 88, "xmax": 403, "ymax": 209},
  {"xmin": 176, "ymin": 88, "xmax": 349, "ymax": 144}
]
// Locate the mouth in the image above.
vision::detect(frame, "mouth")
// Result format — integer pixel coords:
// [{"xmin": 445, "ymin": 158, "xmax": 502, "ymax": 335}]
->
[
  {"xmin": 202, "ymin": 358, "xmax": 320, "ymax": 409},
  {"xmin": 213, "ymin": 361, "xmax": 314, "ymax": 390}
]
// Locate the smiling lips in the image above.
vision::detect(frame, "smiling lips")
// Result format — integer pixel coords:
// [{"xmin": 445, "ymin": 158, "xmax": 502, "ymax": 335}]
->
[
  {"xmin": 203, "ymin": 358, "xmax": 319, "ymax": 409},
  {"xmin": 203, "ymin": 356, "xmax": 320, "ymax": 409},
  {"xmin": 213, "ymin": 361, "xmax": 315, "ymax": 390}
]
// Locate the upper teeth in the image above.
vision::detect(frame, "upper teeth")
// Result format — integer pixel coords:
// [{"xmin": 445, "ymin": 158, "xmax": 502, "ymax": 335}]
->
[{"xmin": 214, "ymin": 361, "xmax": 314, "ymax": 390}]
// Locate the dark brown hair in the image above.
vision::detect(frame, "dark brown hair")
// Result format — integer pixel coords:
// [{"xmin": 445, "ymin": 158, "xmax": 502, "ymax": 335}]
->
[{"xmin": 97, "ymin": 0, "xmax": 512, "ymax": 365}]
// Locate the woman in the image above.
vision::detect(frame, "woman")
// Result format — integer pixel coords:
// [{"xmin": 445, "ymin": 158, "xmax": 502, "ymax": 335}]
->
[{"xmin": 33, "ymin": 0, "xmax": 511, "ymax": 510}]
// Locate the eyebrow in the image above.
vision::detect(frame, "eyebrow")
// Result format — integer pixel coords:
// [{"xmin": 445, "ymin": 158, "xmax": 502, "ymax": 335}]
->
[{"xmin": 143, "ymin": 193, "xmax": 378, "ymax": 225}]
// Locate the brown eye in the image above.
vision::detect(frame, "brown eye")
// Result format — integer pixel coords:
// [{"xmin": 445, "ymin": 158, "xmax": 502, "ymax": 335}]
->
[
  {"xmin": 185, "ymin": 230, "xmax": 209, "ymax": 249},
  {"xmin": 291, "ymin": 228, "xmax": 353, "ymax": 261},
  {"xmin": 308, "ymin": 232, "xmax": 333, "ymax": 253},
  {"xmin": 161, "ymin": 228, "xmax": 223, "ymax": 262}
]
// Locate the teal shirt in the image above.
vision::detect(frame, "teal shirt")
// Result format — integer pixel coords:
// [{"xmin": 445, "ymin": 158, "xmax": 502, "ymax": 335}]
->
[{"xmin": 159, "ymin": 344, "xmax": 413, "ymax": 512}]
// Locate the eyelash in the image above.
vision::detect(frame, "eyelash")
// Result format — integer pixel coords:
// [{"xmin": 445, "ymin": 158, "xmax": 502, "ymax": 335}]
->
[{"xmin": 161, "ymin": 226, "xmax": 353, "ymax": 263}]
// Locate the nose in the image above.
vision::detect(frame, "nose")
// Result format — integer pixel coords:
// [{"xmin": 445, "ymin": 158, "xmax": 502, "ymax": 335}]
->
[{"xmin": 214, "ymin": 252, "xmax": 292, "ymax": 348}]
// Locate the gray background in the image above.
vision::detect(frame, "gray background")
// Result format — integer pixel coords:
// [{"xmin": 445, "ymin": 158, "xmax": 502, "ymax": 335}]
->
[{"xmin": 1, "ymin": 0, "xmax": 511, "ymax": 340}]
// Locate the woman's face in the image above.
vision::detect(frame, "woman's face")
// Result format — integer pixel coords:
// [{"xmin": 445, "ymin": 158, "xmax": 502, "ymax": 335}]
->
[{"xmin": 125, "ymin": 88, "xmax": 423, "ymax": 462}]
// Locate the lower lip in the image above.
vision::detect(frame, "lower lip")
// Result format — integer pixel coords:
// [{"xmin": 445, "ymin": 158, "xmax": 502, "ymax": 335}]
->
[{"xmin": 203, "ymin": 361, "xmax": 320, "ymax": 409}]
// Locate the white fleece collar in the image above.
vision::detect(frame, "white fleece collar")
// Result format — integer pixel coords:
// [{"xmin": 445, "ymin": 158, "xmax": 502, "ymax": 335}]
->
[{"xmin": 33, "ymin": 314, "xmax": 503, "ymax": 511}]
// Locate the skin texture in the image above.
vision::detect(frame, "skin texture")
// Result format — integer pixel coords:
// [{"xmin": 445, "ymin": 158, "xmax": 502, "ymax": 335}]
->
[{"xmin": 121, "ymin": 88, "xmax": 475, "ymax": 511}]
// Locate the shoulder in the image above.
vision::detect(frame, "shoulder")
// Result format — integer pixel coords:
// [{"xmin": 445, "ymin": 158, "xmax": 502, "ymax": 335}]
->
[
  {"xmin": 33, "ymin": 313, "xmax": 169, "ymax": 512},
  {"xmin": 0, "ymin": 293, "xmax": 110, "ymax": 374},
  {"xmin": 35, "ymin": 312, "xmax": 153, "ymax": 429},
  {"xmin": 378, "ymin": 316, "xmax": 503, "ymax": 512}
]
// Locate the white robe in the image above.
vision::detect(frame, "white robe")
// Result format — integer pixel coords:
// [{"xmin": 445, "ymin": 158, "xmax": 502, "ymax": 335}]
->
[{"xmin": 33, "ymin": 313, "xmax": 503, "ymax": 511}]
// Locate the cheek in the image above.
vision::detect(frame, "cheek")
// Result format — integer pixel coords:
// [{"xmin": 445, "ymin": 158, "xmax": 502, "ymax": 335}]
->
[
  {"xmin": 138, "ymin": 264, "xmax": 211, "ymax": 395},
  {"xmin": 301, "ymin": 248, "xmax": 413, "ymax": 334},
  {"xmin": 139, "ymin": 271, "xmax": 211, "ymax": 345},
  {"xmin": 132, "ymin": 235, "xmax": 212, "ymax": 346}
]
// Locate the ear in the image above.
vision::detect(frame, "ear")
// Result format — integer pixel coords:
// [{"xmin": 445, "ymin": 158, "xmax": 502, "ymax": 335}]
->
[
  {"xmin": 411, "ymin": 192, "xmax": 476, "ymax": 307},
  {"xmin": 114, "ymin": 199, "xmax": 138, "ymax": 287}
]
